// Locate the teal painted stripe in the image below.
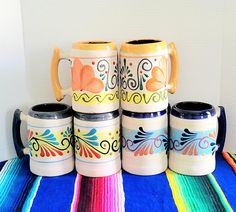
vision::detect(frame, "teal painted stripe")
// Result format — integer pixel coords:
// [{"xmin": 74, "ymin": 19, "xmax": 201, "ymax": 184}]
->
[
  {"xmin": 0, "ymin": 158, "xmax": 25, "ymax": 206},
  {"xmin": 22, "ymin": 176, "xmax": 42, "ymax": 212}
]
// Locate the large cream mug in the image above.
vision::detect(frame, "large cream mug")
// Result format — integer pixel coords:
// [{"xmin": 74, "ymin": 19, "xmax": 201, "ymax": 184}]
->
[
  {"xmin": 51, "ymin": 41, "xmax": 119, "ymax": 113},
  {"xmin": 120, "ymin": 39, "xmax": 179, "ymax": 112}
]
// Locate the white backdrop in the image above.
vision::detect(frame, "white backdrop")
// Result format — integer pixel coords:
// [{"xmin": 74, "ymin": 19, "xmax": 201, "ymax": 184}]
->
[{"xmin": 0, "ymin": 0, "xmax": 235, "ymax": 161}]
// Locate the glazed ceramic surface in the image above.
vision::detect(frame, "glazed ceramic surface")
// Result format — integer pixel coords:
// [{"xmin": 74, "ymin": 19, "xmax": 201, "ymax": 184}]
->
[
  {"xmin": 120, "ymin": 39, "xmax": 179, "ymax": 112},
  {"xmin": 74, "ymin": 110, "xmax": 121, "ymax": 177},
  {"xmin": 12, "ymin": 103, "xmax": 74, "ymax": 176},
  {"xmin": 122, "ymin": 110, "xmax": 168, "ymax": 175},
  {"xmin": 169, "ymin": 102, "xmax": 226, "ymax": 176},
  {"xmin": 51, "ymin": 41, "xmax": 119, "ymax": 113}
]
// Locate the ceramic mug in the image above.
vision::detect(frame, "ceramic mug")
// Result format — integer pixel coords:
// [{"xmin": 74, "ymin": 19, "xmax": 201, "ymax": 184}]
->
[
  {"xmin": 122, "ymin": 109, "xmax": 168, "ymax": 175},
  {"xmin": 12, "ymin": 103, "xmax": 74, "ymax": 176},
  {"xmin": 120, "ymin": 39, "xmax": 179, "ymax": 112},
  {"xmin": 51, "ymin": 41, "xmax": 119, "ymax": 113},
  {"xmin": 74, "ymin": 110, "xmax": 121, "ymax": 177},
  {"xmin": 169, "ymin": 101, "xmax": 226, "ymax": 176}
]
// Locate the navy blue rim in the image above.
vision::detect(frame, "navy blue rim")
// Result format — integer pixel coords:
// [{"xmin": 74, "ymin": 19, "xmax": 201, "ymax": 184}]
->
[
  {"xmin": 122, "ymin": 109, "xmax": 166, "ymax": 118},
  {"xmin": 74, "ymin": 110, "xmax": 119, "ymax": 121},
  {"xmin": 171, "ymin": 101, "xmax": 216, "ymax": 119},
  {"xmin": 28, "ymin": 103, "xmax": 72, "ymax": 119}
]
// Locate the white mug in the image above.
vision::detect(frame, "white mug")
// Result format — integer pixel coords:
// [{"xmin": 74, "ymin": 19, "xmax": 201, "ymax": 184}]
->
[
  {"xmin": 122, "ymin": 110, "xmax": 168, "ymax": 175},
  {"xmin": 12, "ymin": 103, "xmax": 74, "ymax": 176},
  {"xmin": 74, "ymin": 110, "xmax": 121, "ymax": 177}
]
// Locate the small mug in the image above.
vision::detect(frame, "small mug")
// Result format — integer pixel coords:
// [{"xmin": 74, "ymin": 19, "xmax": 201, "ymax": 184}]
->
[
  {"xmin": 120, "ymin": 39, "xmax": 179, "ymax": 112},
  {"xmin": 74, "ymin": 110, "xmax": 121, "ymax": 177},
  {"xmin": 51, "ymin": 41, "xmax": 119, "ymax": 113},
  {"xmin": 169, "ymin": 101, "xmax": 226, "ymax": 176},
  {"xmin": 12, "ymin": 103, "xmax": 74, "ymax": 176},
  {"xmin": 122, "ymin": 109, "xmax": 168, "ymax": 175}
]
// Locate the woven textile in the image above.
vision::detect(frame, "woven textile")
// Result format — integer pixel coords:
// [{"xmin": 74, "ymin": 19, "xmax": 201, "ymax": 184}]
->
[{"xmin": 0, "ymin": 153, "xmax": 235, "ymax": 211}]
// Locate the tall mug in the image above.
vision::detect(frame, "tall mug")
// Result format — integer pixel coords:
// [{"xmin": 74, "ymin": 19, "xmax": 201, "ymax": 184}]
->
[
  {"xmin": 122, "ymin": 109, "xmax": 168, "ymax": 175},
  {"xmin": 120, "ymin": 39, "xmax": 179, "ymax": 112},
  {"xmin": 51, "ymin": 41, "xmax": 119, "ymax": 113}
]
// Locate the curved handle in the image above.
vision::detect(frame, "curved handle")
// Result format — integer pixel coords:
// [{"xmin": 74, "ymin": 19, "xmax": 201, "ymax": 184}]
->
[
  {"xmin": 51, "ymin": 48, "xmax": 72, "ymax": 101},
  {"xmin": 51, "ymin": 48, "xmax": 64, "ymax": 101},
  {"xmin": 168, "ymin": 42, "xmax": 179, "ymax": 94},
  {"xmin": 216, "ymin": 106, "xmax": 227, "ymax": 153},
  {"xmin": 12, "ymin": 109, "xmax": 28, "ymax": 158}
]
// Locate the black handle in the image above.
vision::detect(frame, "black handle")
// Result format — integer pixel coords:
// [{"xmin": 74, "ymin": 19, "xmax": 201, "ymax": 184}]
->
[
  {"xmin": 216, "ymin": 106, "xmax": 227, "ymax": 153},
  {"xmin": 12, "ymin": 109, "xmax": 25, "ymax": 158}
]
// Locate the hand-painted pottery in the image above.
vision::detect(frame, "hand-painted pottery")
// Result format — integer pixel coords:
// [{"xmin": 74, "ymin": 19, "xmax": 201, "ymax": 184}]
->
[
  {"xmin": 12, "ymin": 103, "xmax": 74, "ymax": 176},
  {"xmin": 169, "ymin": 101, "xmax": 226, "ymax": 176},
  {"xmin": 122, "ymin": 109, "xmax": 168, "ymax": 175},
  {"xmin": 120, "ymin": 39, "xmax": 179, "ymax": 112},
  {"xmin": 51, "ymin": 41, "xmax": 119, "ymax": 113},
  {"xmin": 74, "ymin": 110, "xmax": 121, "ymax": 177}
]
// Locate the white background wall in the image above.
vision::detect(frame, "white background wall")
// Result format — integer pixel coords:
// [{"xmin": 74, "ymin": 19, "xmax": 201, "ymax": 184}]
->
[{"xmin": 0, "ymin": 0, "xmax": 235, "ymax": 161}]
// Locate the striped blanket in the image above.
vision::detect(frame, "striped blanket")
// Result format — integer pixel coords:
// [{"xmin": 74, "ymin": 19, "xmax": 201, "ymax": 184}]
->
[{"xmin": 0, "ymin": 153, "xmax": 235, "ymax": 211}]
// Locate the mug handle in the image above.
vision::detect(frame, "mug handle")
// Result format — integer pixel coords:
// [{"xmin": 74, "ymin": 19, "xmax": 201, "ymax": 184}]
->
[
  {"xmin": 12, "ymin": 109, "xmax": 29, "ymax": 158},
  {"xmin": 51, "ymin": 48, "xmax": 72, "ymax": 101},
  {"xmin": 215, "ymin": 106, "xmax": 227, "ymax": 153},
  {"xmin": 168, "ymin": 42, "xmax": 179, "ymax": 94}
]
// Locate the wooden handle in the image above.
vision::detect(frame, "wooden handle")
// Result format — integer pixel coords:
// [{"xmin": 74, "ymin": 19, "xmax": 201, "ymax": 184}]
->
[
  {"xmin": 168, "ymin": 42, "xmax": 179, "ymax": 94},
  {"xmin": 51, "ymin": 48, "xmax": 63, "ymax": 101}
]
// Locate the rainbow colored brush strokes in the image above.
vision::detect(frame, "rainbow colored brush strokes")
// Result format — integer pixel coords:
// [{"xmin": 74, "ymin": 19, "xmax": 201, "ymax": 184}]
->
[{"xmin": 0, "ymin": 153, "xmax": 235, "ymax": 211}]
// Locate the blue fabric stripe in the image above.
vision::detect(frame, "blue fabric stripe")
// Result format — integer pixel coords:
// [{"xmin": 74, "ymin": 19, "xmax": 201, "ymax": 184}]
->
[
  {"xmin": 213, "ymin": 154, "xmax": 236, "ymax": 210},
  {"xmin": 122, "ymin": 171, "xmax": 177, "ymax": 211},
  {"xmin": 30, "ymin": 170, "xmax": 77, "ymax": 211},
  {"xmin": 22, "ymin": 176, "xmax": 42, "ymax": 212},
  {"xmin": 0, "ymin": 157, "xmax": 34, "ymax": 210}
]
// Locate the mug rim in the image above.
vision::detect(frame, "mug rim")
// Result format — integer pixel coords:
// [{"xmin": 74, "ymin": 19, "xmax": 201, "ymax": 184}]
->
[
  {"xmin": 122, "ymin": 109, "xmax": 166, "ymax": 118},
  {"xmin": 120, "ymin": 38, "xmax": 167, "ymax": 54},
  {"xmin": 72, "ymin": 40, "xmax": 117, "ymax": 50},
  {"xmin": 171, "ymin": 101, "xmax": 216, "ymax": 119},
  {"xmin": 74, "ymin": 110, "xmax": 119, "ymax": 121},
  {"xmin": 29, "ymin": 103, "xmax": 72, "ymax": 119}
]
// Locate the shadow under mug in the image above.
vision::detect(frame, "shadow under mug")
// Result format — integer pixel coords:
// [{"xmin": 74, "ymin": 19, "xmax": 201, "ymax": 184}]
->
[
  {"xmin": 169, "ymin": 101, "xmax": 226, "ymax": 176},
  {"xmin": 12, "ymin": 103, "xmax": 74, "ymax": 176}
]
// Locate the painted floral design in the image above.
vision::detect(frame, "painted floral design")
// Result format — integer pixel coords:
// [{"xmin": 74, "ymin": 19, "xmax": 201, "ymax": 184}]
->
[
  {"xmin": 74, "ymin": 128, "xmax": 120, "ymax": 159},
  {"xmin": 121, "ymin": 58, "xmax": 152, "ymax": 91},
  {"xmin": 170, "ymin": 128, "xmax": 217, "ymax": 155},
  {"xmin": 122, "ymin": 127, "xmax": 168, "ymax": 156},
  {"xmin": 28, "ymin": 127, "xmax": 73, "ymax": 158}
]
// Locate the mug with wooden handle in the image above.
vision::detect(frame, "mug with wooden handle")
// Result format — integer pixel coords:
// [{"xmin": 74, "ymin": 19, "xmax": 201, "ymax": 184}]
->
[
  {"xmin": 120, "ymin": 39, "xmax": 179, "ymax": 112},
  {"xmin": 51, "ymin": 41, "xmax": 119, "ymax": 113}
]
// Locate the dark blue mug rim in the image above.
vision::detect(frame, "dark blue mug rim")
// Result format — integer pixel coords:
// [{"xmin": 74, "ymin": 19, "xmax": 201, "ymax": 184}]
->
[
  {"xmin": 122, "ymin": 109, "xmax": 166, "ymax": 118},
  {"xmin": 74, "ymin": 110, "xmax": 119, "ymax": 121},
  {"xmin": 29, "ymin": 103, "xmax": 72, "ymax": 119},
  {"xmin": 171, "ymin": 101, "xmax": 216, "ymax": 119}
]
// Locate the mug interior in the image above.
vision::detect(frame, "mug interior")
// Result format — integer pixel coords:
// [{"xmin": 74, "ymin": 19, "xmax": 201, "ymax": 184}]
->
[
  {"xmin": 127, "ymin": 39, "xmax": 161, "ymax": 45},
  {"xmin": 175, "ymin": 102, "xmax": 213, "ymax": 112},
  {"xmin": 29, "ymin": 103, "xmax": 71, "ymax": 119},
  {"xmin": 171, "ymin": 101, "xmax": 215, "ymax": 119},
  {"xmin": 85, "ymin": 41, "xmax": 111, "ymax": 44},
  {"xmin": 32, "ymin": 103, "xmax": 68, "ymax": 112}
]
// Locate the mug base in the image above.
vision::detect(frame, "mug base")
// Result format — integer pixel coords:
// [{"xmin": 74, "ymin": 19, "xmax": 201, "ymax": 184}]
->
[
  {"xmin": 75, "ymin": 156, "xmax": 121, "ymax": 177},
  {"xmin": 72, "ymin": 103, "xmax": 119, "ymax": 113},
  {"xmin": 121, "ymin": 100, "xmax": 168, "ymax": 113},
  {"xmin": 169, "ymin": 152, "xmax": 215, "ymax": 176},
  {"xmin": 122, "ymin": 150, "xmax": 167, "ymax": 175},
  {"xmin": 30, "ymin": 155, "xmax": 74, "ymax": 176}
]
